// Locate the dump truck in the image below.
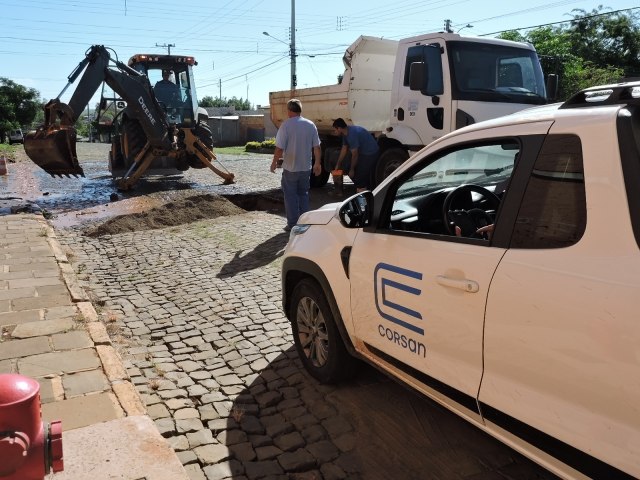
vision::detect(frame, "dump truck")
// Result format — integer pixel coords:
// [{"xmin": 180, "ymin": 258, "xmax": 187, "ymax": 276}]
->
[
  {"xmin": 25, "ymin": 45, "xmax": 234, "ymax": 190},
  {"xmin": 270, "ymin": 32, "xmax": 552, "ymax": 187}
]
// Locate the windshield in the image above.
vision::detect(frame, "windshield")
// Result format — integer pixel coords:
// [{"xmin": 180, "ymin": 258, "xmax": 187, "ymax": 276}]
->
[
  {"xmin": 449, "ymin": 41, "xmax": 547, "ymax": 105},
  {"xmin": 397, "ymin": 142, "xmax": 519, "ymax": 198}
]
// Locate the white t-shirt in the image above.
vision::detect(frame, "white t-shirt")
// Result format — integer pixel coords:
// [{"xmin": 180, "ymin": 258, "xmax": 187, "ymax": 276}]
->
[{"xmin": 275, "ymin": 115, "xmax": 321, "ymax": 172}]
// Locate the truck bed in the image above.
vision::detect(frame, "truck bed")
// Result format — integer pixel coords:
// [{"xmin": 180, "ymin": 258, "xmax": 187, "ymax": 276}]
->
[{"xmin": 269, "ymin": 36, "xmax": 398, "ymax": 137}]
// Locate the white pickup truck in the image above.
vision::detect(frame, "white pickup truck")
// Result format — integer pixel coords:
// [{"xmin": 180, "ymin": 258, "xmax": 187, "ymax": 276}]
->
[{"xmin": 281, "ymin": 81, "xmax": 640, "ymax": 480}]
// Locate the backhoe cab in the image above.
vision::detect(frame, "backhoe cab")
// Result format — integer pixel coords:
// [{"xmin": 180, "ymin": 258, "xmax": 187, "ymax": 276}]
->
[{"xmin": 24, "ymin": 45, "xmax": 234, "ymax": 190}]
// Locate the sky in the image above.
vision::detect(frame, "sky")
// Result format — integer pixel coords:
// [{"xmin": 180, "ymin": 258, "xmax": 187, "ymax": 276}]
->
[{"xmin": 0, "ymin": 0, "xmax": 637, "ymax": 110}]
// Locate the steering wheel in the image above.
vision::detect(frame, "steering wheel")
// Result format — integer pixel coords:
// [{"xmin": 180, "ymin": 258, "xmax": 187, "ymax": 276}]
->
[{"xmin": 443, "ymin": 184, "xmax": 500, "ymax": 238}]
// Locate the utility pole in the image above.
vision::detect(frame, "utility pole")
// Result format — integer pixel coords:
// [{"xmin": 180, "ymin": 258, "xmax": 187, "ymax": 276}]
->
[
  {"xmin": 156, "ymin": 42, "xmax": 175, "ymax": 54},
  {"xmin": 219, "ymin": 79, "xmax": 222, "ymax": 100},
  {"xmin": 290, "ymin": 0, "xmax": 296, "ymax": 91},
  {"xmin": 444, "ymin": 19, "xmax": 452, "ymax": 33}
]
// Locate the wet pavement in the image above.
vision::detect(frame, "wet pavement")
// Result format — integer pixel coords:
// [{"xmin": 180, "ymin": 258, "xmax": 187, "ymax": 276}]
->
[{"xmin": 1, "ymin": 143, "xmax": 558, "ymax": 480}]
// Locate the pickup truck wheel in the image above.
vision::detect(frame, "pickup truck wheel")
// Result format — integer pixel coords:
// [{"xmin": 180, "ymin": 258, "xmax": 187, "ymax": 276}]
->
[
  {"xmin": 290, "ymin": 278, "xmax": 356, "ymax": 383},
  {"xmin": 375, "ymin": 148, "xmax": 409, "ymax": 185}
]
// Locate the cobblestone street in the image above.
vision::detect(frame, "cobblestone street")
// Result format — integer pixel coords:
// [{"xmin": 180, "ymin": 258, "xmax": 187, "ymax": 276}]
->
[{"xmin": 5, "ymin": 143, "xmax": 556, "ymax": 479}]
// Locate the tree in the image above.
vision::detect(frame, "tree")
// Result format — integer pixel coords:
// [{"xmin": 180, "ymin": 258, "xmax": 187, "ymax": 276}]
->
[
  {"xmin": 568, "ymin": 7, "xmax": 640, "ymax": 75},
  {"xmin": 0, "ymin": 78, "xmax": 42, "ymax": 142},
  {"xmin": 199, "ymin": 96, "xmax": 252, "ymax": 110},
  {"xmin": 499, "ymin": 7, "xmax": 636, "ymax": 100}
]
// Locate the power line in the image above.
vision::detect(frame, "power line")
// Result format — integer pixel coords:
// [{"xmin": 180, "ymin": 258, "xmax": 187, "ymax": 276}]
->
[{"xmin": 479, "ymin": 6, "xmax": 640, "ymax": 36}]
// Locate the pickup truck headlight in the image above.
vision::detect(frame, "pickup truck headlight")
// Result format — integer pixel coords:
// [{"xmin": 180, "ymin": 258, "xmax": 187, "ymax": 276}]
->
[{"xmin": 290, "ymin": 224, "xmax": 310, "ymax": 237}]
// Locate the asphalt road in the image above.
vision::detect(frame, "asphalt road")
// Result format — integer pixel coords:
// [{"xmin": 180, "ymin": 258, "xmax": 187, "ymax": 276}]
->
[{"xmin": 3, "ymin": 143, "xmax": 559, "ymax": 480}]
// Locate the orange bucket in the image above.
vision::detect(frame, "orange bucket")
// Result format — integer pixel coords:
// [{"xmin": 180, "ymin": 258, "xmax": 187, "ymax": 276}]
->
[{"xmin": 331, "ymin": 169, "xmax": 344, "ymax": 194}]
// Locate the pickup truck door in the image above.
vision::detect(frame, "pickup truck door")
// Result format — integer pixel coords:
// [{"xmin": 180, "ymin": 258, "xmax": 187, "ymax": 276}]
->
[
  {"xmin": 347, "ymin": 137, "xmax": 522, "ymax": 418},
  {"xmin": 478, "ymin": 132, "xmax": 640, "ymax": 479}
]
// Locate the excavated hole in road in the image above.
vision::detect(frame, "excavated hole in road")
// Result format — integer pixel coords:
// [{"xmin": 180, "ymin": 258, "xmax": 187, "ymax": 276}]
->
[{"xmin": 83, "ymin": 191, "xmax": 284, "ymax": 237}]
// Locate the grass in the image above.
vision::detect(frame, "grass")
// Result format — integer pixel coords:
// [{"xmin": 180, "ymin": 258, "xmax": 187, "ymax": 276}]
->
[
  {"xmin": 215, "ymin": 143, "xmax": 275, "ymax": 156},
  {"xmin": 0, "ymin": 144, "xmax": 18, "ymax": 161},
  {"xmin": 214, "ymin": 146, "xmax": 251, "ymax": 155}
]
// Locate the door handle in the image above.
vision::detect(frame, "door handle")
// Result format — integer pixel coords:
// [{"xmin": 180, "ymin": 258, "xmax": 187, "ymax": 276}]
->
[{"xmin": 436, "ymin": 275, "xmax": 479, "ymax": 293}]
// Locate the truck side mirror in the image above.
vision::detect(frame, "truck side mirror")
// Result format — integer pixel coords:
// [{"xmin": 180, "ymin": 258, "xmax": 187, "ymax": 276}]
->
[
  {"xmin": 409, "ymin": 62, "xmax": 426, "ymax": 91},
  {"xmin": 546, "ymin": 74, "xmax": 559, "ymax": 102},
  {"xmin": 409, "ymin": 45, "xmax": 444, "ymax": 97}
]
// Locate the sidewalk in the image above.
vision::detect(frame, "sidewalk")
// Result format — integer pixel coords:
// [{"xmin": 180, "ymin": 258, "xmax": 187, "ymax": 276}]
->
[{"xmin": 0, "ymin": 213, "xmax": 188, "ymax": 479}]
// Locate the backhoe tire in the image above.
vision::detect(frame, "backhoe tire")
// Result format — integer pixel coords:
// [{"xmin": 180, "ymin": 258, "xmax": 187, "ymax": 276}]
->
[
  {"xmin": 122, "ymin": 118, "xmax": 147, "ymax": 168},
  {"xmin": 188, "ymin": 123, "xmax": 214, "ymax": 169}
]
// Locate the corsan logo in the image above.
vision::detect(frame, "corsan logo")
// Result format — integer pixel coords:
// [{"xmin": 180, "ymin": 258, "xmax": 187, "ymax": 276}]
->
[{"xmin": 373, "ymin": 263, "xmax": 424, "ymax": 335}]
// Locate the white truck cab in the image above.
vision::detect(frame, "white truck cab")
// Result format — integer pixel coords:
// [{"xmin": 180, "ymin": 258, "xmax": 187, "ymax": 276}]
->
[
  {"xmin": 270, "ymin": 32, "xmax": 551, "ymax": 187},
  {"xmin": 281, "ymin": 81, "xmax": 640, "ymax": 480},
  {"xmin": 379, "ymin": 33, "xmax": 549, "ymax": 181}
]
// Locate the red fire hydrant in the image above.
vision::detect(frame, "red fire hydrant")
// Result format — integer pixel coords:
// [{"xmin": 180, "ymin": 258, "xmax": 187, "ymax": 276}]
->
[{"xmin": 0, "ymin": 374, "xmax": 63, "ymax": 479}]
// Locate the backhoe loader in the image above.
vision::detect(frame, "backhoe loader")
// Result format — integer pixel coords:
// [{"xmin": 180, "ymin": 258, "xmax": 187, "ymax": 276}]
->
[{"xmin": 24, "ymin": 45, "xmax": 234, "ymax": 190}]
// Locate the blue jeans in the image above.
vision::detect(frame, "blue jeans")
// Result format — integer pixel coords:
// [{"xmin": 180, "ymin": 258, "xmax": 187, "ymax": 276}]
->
[{"xmin": 281, "ymin": 169, "xmax": 311, "ymax": 228}]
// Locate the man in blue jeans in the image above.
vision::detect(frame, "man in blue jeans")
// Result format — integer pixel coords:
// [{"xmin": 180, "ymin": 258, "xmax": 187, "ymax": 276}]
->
[
  {"xmin": 332, "ymin": 117, "xmax": 379, "ymax": 192},
  {"xmin": 271, "ymin": 99, "xmax": 322, "ymax": 231}
]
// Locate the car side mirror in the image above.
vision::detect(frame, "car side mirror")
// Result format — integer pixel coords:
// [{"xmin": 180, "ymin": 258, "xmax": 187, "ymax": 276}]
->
[{"xmin": 338, "ymin": 191, "xmax": 374, "ymax": 228}]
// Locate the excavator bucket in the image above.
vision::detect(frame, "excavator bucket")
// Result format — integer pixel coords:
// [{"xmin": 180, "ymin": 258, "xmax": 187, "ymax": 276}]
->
[{"xmin": 24, "ymin": 126, "xmax": 84, "ymax": 177}]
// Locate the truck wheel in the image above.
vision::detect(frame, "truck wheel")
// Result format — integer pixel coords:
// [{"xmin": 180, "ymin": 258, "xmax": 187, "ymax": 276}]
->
[
  {"xmin": 188, "ymin": 123, "xmax": 214, "ymax": 168},
  {"xmin": 289, "ymin": 278, "xmax": 358, "ymax": 384},
  {"xmin": 108, "ymin": 148, "xmax": 124, "ymax": 175},
  {"xmin": 310, "ymin": 168, "xmax": 330, "ymax": 188},
  {"xmin": 196, "ymin": 123, "xmax": 214, "ymax": 149},
  {"xmin": 122, "ymin": 119, "xmax": 146, "ymax": 167},
  {"xmin": 375, "ymin": 147, "xmax": 409, "ymax": 185}
]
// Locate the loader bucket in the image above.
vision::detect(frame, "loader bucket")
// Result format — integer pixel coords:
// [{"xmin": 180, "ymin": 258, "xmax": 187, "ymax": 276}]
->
[{"xmin": 24, "ymin": 126, "xmax": 84, "ymax": 177}]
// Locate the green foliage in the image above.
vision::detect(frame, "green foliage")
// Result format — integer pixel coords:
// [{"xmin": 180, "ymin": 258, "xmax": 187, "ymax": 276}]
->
[
  {"xmin": 568, "ymin": 7, "xmax": 640, "ymax": 74},
  {"xmin": 0, "ymin": 78, "xmax": 42, "ymax": 141},
  {"xmin": 199, "ymin": 95, "xmax": 252, "ymax": 110},
  {"xmin": 499, "ymin": 8, "xmax": 639, "ymax": 100},
  {"xmin": 0, "ymin": 143, "xmax": 18, "ymax": 161},
  {"xmin": 245, "ymin": 138, "xmax": 275, "ymax": 153},
  {"xmin": 260, "ymin": 138, "xmax": 275, "ymax": 149}
]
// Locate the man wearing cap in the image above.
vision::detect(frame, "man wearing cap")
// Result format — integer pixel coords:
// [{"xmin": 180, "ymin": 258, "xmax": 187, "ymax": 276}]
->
[
  {"xmin": 154, "ymin": 69, "xmax": 181, "ymax": 107},
  {"xmin": 271, "ymin": 99, "xmax": 322, "ymax": 232}
]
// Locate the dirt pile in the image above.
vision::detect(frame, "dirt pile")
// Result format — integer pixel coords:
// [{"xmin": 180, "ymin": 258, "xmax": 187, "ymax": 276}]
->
[{"xmin": 84, "ymin": 193, "xmax": 245, "ymax": 237}]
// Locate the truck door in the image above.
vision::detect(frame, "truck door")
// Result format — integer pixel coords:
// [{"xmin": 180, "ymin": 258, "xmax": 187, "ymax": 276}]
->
[
  {"xmin": 478, "ymin": 133, "xmax": 640, "ymax": 479},
  {"xmin": 347, "ymin": 137, "xmax": 521, "ymax": 418},
  {"xmin": 390, "ymin": 39, "xmax": 451, "ymax": 146}
]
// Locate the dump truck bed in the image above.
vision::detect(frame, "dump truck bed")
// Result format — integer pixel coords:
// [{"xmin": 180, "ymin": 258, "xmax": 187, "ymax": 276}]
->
[{"xmin": 269, "ymin": 36, "xmax": 398, "ymax": 136}]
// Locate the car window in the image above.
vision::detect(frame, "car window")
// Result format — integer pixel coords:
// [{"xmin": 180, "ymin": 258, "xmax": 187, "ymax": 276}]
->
[
  {"xmin": 387, "ymin": 141, "xmax": 520, "ymax": 239},
  {"xmin": 510, "ymin": 134, "xmax": 586, "ymax": 248}
]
